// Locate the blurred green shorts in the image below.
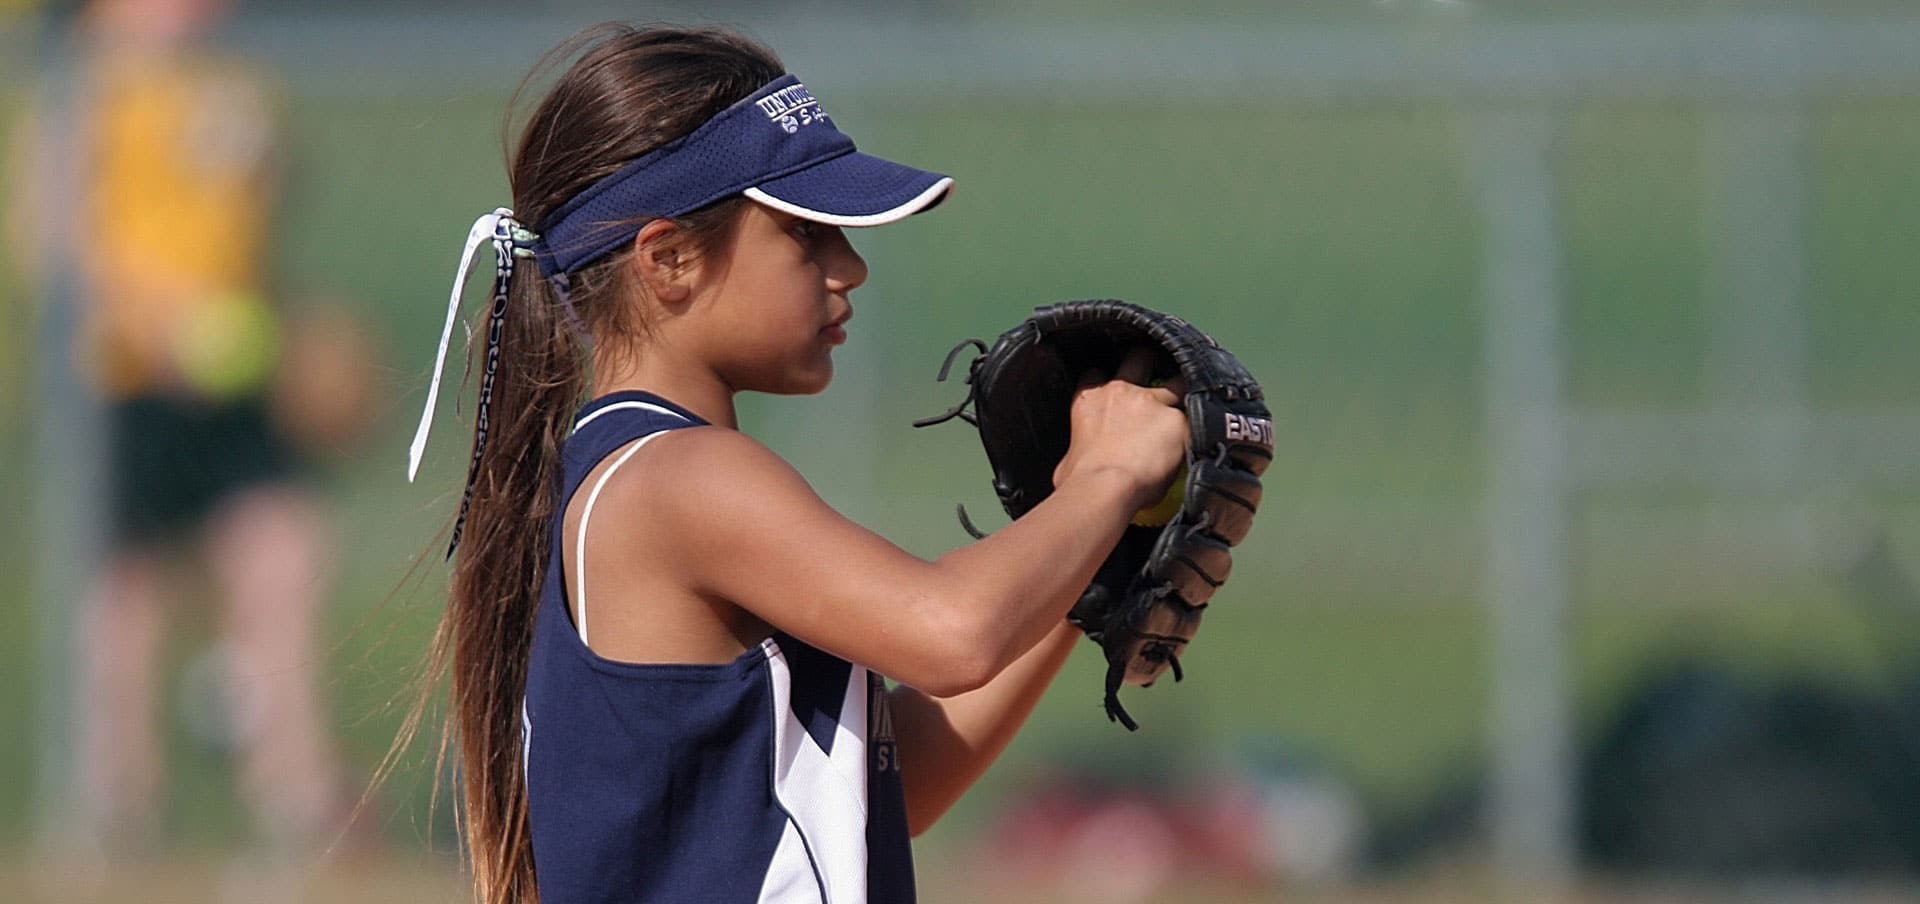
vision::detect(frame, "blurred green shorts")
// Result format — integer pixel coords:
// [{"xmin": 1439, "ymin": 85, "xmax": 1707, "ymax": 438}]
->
[{"xmin": 109, "ymin": 394, "xmax": 297, "ymax": 548}]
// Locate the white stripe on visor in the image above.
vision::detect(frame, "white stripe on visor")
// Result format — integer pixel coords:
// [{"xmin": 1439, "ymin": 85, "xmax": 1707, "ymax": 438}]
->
[{"xmin": 744, "ymin": 177, "xmax": 954, "ymax": 228}]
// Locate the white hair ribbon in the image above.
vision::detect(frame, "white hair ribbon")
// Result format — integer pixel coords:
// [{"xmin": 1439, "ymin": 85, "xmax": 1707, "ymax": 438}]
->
[
  {"xmin": 407, "ymin": 207, "xmax": 537, "ymax": 558},
  {"xmin": 408, "ymin": 208, "xmax": 511, "ymax": 482}
]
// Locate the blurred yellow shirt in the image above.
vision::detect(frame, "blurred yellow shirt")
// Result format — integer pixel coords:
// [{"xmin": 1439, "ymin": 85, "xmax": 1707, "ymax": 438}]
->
[{"xmin": 82, "ymin": 50, "xmax": 279, "ymax": 399}]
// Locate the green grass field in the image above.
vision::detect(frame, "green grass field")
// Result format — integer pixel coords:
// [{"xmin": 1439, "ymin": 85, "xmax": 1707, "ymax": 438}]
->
[{"xmin": 3, "ymin": 79, "xmax": 1919, "ymax": 868}]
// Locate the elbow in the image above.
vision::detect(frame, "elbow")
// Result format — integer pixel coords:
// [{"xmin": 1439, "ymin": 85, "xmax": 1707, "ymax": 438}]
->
[
  {"xmin": 913, "ymin": 644, "xmax": 997, "ymax": 698},
  {"xmin": 907, "ymin": 600, "xmax": 1005, "ymax": 698}
]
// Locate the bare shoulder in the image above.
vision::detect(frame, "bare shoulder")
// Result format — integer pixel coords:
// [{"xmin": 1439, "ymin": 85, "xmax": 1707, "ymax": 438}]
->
[
  {"xmin": 567, "ymin": 422, "xmax": 875, "ymax": 628},
  {"xmin": 569, "ymin": 425, "xmax": 820, "ymax": 537},
  {"xmin": 631, "ymin": 425, "xmax": 811, "ymax": 495}
]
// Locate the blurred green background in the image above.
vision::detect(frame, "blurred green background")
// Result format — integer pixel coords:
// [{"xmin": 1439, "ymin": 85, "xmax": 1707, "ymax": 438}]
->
[{"xmin": 4, "ymin": 1, "xmax": 1920, "ymax": 900}]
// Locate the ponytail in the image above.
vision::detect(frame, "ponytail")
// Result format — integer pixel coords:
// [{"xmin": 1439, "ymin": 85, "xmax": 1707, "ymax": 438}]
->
[{"xmin": 441, "ymin": 264, "xmax": 584, "ymax": 901}]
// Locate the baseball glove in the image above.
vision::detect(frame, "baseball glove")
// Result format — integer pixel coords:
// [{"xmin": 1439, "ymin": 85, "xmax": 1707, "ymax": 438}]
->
[{"xmin": 914, "ymin": 300, "xmax": 1273, "ymax": 730}]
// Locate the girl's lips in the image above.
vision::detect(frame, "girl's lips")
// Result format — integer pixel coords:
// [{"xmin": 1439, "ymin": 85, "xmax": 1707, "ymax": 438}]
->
[{"xmin": 820, "ymin": 324, "xmax": 847, "ymax": 345}]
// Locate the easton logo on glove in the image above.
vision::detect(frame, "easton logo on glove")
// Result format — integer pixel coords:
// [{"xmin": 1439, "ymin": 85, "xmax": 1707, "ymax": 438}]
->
[
  {"xmin": 915, "ymin": 299, "xmax": 1272, "ymax": 730},
  {"xmin": 1224, "ymin": 413, "xmax": 1274, "ymax": 445}
]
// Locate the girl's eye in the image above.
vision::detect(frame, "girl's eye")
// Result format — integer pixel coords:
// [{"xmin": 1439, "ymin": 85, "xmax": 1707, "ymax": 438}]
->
[{"xmin": 790, "ymin": 220, "xmax": 819, "ymax": 241}]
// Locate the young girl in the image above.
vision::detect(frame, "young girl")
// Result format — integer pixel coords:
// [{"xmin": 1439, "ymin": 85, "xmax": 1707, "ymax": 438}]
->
[{"xmin": 406, "ymin": 23, "xmax": 1188, "ymax": 904}]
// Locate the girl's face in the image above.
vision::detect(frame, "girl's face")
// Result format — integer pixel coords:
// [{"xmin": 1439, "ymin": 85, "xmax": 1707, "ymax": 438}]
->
[{"xmin": 696, "ymin": 202, "xmax": 869, "ymax": 396}]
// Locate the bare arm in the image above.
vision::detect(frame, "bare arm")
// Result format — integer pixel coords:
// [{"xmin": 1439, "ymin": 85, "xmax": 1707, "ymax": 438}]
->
[
  {"xmin": 890, "ymin": 620, "xmax": 1080, "ymax": 836},
  {"xmin": 631, "ymin": 357, "xmax": 1186, "ymax": 697},
  {"xmin": 643, "ymin": 429, "xmax": 1144, "ymax": 695}
]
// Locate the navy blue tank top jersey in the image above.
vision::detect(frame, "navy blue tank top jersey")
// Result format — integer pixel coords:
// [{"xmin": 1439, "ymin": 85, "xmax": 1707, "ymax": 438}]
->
[{"xmin": 522, "ymin": 391, "xmax": 915, "ymax": 904}]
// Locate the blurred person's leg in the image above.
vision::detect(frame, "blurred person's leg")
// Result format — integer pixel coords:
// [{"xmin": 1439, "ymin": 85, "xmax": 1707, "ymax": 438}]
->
[
  {"xmin": 204, "ymin": 482, "xmax": 345, "ymax": 851},
  {"xmin": 77, "ymin": 549, "xmax": 170, "ymax": 855},
  {"xmin": 74, "ymin": 393, "xmax": 211, "ymax": 856}
]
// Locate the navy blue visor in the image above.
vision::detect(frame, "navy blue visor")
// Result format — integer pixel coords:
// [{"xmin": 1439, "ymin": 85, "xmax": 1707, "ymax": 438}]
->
[{"xmin": 530, "ymin": 74, "xmax": 953, "ymax": 277}]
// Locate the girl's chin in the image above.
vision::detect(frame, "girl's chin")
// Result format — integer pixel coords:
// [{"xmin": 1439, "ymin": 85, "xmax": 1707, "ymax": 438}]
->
[
  {"xmin": 764, "ymin": 363, "xmax": 834, "ymax": 396},
  {"xmin": 798, "ymin": 369, "xmax": 834, "ymax": 395}
]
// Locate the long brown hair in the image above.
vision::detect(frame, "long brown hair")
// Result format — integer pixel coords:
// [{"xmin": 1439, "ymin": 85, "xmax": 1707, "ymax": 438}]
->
[{"xmin": 391, "ymin": 24, "xmax": 782, "ymax": 903}]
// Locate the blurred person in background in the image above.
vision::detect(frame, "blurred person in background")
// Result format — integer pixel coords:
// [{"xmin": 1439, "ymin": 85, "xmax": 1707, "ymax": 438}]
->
[{"xmin": 9, "ymin": 0, "xmax": 361, "ymax": 871}]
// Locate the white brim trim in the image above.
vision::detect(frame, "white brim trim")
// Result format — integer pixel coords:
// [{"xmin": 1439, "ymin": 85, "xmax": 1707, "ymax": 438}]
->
[{"xmin": 743, "ymin": 177, "xmax": 954, "ymax": 228}]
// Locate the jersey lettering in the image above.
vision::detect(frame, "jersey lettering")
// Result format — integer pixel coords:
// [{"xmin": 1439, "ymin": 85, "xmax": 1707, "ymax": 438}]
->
[{"xmin": 868, "ymin": 672, "xmax": 900, "ymax": 773}]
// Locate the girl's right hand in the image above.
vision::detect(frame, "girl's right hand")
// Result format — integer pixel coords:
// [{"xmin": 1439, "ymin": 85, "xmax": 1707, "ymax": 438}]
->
[{"xmin": 1052, "ymin": 347, "xmax": 1190, "ymax": 512}]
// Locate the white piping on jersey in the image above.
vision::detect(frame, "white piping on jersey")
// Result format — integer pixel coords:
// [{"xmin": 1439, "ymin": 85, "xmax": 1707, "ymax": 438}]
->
[
  {"xmin": 573, "ymin": 429, "xmax": 675, "ymax": 646},
  {"xmin": 573, "ymin": 400, "xmax": 690, "ymax": 434},
  {"xmin": 520, "ymin": 697, "xmax": 532, "ymax": 783}
]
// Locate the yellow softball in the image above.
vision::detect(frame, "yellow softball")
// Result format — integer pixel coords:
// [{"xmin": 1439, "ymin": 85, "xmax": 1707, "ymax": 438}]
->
[
  {"xmin": 176, "ymin": 291, "xmax": 281, "ymax": 400},
  {"xmin": 1132, "ymin": 464, "xmax": 1187, "ymax": 527}
]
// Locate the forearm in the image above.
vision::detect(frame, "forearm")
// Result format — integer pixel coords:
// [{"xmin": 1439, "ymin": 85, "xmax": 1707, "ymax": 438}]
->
[
  {"xmin": 891, "ymin": 620, "xmax": 1080, "ymax": 836},
  {"xmin": 928, "ymin": 468, "xmax": 1139, "ymax": 677}
]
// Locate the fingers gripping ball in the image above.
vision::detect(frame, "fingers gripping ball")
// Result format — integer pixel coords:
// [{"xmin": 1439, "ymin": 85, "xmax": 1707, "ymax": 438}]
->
[
  {"xmin": 914, "ymin": 299, "xmax": 1275, "ymax": 730},
  {"xmin": 1130, "ymin": 376, "xmax": 1185, "ymax": 528}
]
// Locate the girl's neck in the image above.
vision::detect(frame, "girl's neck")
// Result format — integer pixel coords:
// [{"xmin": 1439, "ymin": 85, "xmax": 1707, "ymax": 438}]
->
[{"xmin": 593, "ymin": 345, "xmax": 740, "ymax": 431}]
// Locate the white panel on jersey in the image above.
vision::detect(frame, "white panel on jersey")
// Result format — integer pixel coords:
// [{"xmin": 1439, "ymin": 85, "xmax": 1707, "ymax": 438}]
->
[
  {"xmin": 760, "ymin": 638, "xmax": 871, "ymax": 904},
  {"xmin": 830, "ymin": 667, "xmax": 871, "ymax": 815},
  {"xmin": 759, "ymin": 820, "xmax": 820, "ymax": 904}
]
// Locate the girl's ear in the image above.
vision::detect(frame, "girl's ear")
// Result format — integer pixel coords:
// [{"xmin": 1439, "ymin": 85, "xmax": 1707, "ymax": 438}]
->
[{"xmin": 632, "ymin": 219, "xmax": 696, "ymax": 305}]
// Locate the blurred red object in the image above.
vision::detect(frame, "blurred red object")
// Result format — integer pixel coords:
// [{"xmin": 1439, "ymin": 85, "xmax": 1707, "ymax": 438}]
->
[
  {"xmin": 975, "ymin": 748, "xmax": 1367, "ymax": 904},
  {"xmin": 972, "ymin": 754, "xmax": 1364, "ymax": 902}
]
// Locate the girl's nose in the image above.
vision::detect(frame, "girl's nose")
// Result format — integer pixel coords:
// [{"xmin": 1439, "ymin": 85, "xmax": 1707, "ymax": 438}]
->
[{"xmin": 822, "ymin": 226, "xmax": 869, "ymax": 293}]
